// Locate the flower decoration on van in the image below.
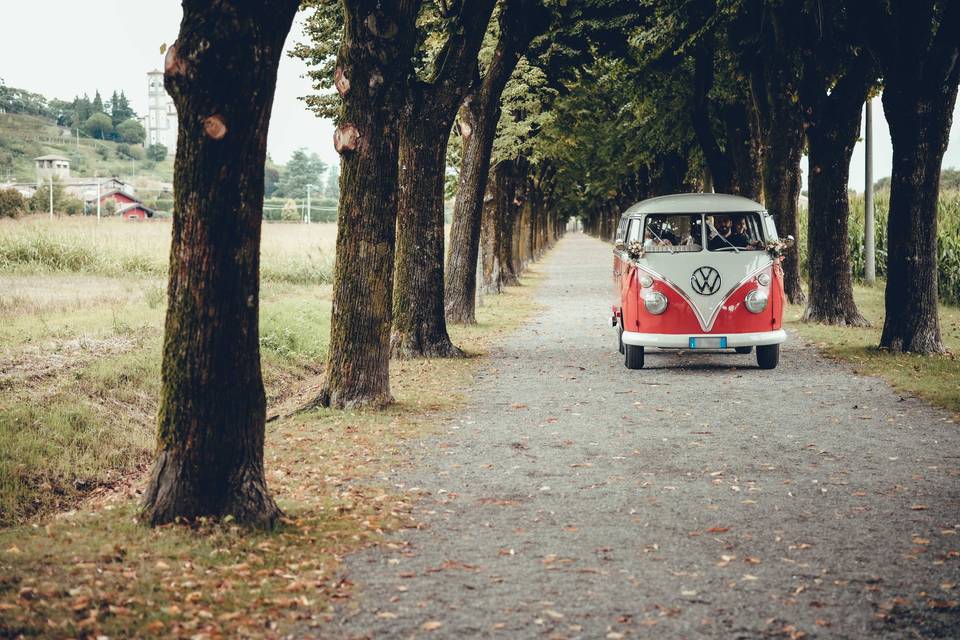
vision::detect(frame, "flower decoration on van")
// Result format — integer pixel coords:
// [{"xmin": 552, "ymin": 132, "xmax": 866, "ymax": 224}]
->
[
  {"xmin": 764, "ymin": 235, "xmax": 795, "ymax": 260},
  {"xmin": 627, "ymin": 239, "xmax": 644, "ymax": 261}
]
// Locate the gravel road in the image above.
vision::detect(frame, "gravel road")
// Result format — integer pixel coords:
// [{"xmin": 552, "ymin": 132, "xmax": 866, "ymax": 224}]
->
[{"xmin": 321, "ymin": 233, "xmax": 959, "ymax": 639}]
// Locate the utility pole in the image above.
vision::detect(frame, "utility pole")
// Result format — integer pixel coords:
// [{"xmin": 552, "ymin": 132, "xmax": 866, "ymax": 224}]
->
[
  {"xmin": 48, "ymin": 175, "xmax": 53, "ymax": 221},
  {"xmin": 305, "ymin": 184, "xmax": 313, "ymax": 224},
  {"xmin": 864, "ymin": 97, "xmax": 876, "ymax": 285},
  {"xmin": 96, "ymin": 174, "xmax": 102, "ymax": 223}
]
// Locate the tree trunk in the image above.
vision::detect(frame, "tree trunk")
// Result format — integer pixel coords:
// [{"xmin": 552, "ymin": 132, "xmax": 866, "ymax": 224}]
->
[
  {"xmin": 803, "ymin": 117, "xmax": 869, "ymax": 325},
  {"xmin": 479, "ymin": 170, "xmax": 500, "ymax": 294},
  {"xmin": 444, "ymin": 0, "xmax": 549, "ymax": 324},
  {"xmin": 802, "ymin": 56, "xmax": 874, "ymax": 326},
  {"xmin": 392, "ymin": 110, "xmax": 463, "ymax": 358},
  {"xmin": 691, "ymin": 40, "xmax": 733, "ymax": 193},
  {"xmin": 722, "ymin": 98, "xmax": 763, "ymax": 200},
  {"xmin": 317, "ymin": 1, "xmax": 421, "ymax": 409},
  {"xmin": 445, "ymin": 97, "xmax": 496, "ymax": 322},
  {"xmin": 141, "ymin": 0, "xmax": 299, "ymax": 527},
  {"xmin": 492, "ymin": 159, "xmax": 521, "ymax": 287},
  {"xmin": 735, "ymin": 2, "xmax": 806, "ymax": 304},
  {"xmin": 752, "ymin": 63, "xmax": 806, "ymax": 305},
  {"xmin": 871, "ymin": 1, "xmax": 959, "ymax": 354},
  {"xmin": 391, "ymin": 0, "xmax": 495, "ymax": 357},
  {"xmin": 879, "ymin": 86, "xmax": 957, "ymax": 353}
]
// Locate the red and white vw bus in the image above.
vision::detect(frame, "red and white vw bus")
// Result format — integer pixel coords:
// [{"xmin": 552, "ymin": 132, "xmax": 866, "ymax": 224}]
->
[{"xmin": 612, "ymin": 194, "xmax": 787, "ymax": 370}]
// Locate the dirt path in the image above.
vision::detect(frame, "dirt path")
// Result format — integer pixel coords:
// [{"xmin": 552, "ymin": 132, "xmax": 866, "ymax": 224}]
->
[{"xmin": 325, "ymin": 233, "xmax": 959, "ymax": 639}]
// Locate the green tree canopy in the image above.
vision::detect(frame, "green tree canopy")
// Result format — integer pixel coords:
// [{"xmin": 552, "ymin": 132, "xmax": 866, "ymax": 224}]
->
[
  {"xmin": 116, "ymin": 118, "xmax": 146, "ymax": 144},
  {"xmin": 275, "ymin": 148, "xmax": 327, "ymax": 200},
  {"xmin": 146, "ymin": 143, "xmax": 168, "ymax": 162},
  {"xmin": 84, "ymin": 112, "xmax": 113, "ymax": 139}
]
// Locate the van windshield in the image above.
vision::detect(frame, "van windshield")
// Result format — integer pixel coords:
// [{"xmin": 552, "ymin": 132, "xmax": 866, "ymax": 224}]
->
[
  {"xmin": 705, "ymin": 213, "xmax": 765, "ymax": 252},
  {"xmin": 641, "ymin": 212, "xmax": 767, "ymax": 254}
]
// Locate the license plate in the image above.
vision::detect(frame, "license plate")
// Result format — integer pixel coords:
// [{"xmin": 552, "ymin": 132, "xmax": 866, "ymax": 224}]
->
[{"xmin": 689, "ymin": 337, "xmax": 727, "ymax": 349}]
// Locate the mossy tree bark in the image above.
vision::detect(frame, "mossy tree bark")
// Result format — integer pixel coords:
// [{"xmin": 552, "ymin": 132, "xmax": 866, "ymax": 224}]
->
[
  {"xmin": 721, "ymin": 98, "xmax": 763, "ymax": 201},
  {"xmin": 140, "ymin": 0, "xmax": 299, "ymax": 528},
  {"xmin": 444, "ymin": 0, "xmax": 549, "ymax": 324},
  {"xmin": 691, "ymin": 38, "xmax": 733, "ymax": 193},
  {"xmin": 391, "ymin": 0, "xmax": 496, "ymax": 359},
  {"xmin": 317, "ymin": 1, "xmax": 422, "ymax": 408},
  {"xmin": 867, "ymin": 0, "xmax": 960, "ymax": 354},
  {"xmin": 801, "ymin": 51, "xmax": 875, "ymax": 326},
  {"xmin": 733, "ymin": 1, "xmax": 806, "ymax": 304}
]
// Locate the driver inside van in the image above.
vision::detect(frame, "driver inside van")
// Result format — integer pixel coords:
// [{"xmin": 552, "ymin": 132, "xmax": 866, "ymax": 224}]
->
[{"xmin": 708, "ymin": 215, "xmax": 734, "ymax": 250}]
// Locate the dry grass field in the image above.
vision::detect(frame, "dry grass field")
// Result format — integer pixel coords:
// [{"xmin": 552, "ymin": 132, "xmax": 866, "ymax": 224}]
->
[
  {"xmin": 0, "ymin": 214, "xmax": 543, "ymax": 638},
  {"xmin": 0, "ymin": 216, "xmax": 338, "ymax": 284},
  {"xmin": 0, "ymin": 217, "xmax": 342, "ymax": 526}
]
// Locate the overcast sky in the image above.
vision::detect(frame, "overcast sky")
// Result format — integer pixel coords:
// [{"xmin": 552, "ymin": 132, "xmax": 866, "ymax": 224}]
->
[
  {"xmin": 0, "ymin": 1, "xmax": 338, "ymax": 169},
  {"xmin": 1, "ymin": 2, "xmax": 958, "ymax": 188}
]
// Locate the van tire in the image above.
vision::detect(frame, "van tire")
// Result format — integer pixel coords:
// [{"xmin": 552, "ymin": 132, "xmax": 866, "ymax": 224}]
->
[
  {"xmin": 625, "ymin": 344, "xmax": 644, "ymax": 369},
  {"xmin": 735, "ymin": 346, "xmax": 753, "ymax": 354},
  {"xmin": 756, "ymin": 344, "xmax": 779, "ymax": 369},
  {"xmin": 618, "ymin": 327, "xmax": 624, "ymax": 354}
]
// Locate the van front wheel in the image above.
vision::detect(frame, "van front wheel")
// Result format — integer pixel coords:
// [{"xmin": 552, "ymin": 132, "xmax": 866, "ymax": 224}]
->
[
  {"xmin": 625, "ymin": 344, "xmax": 644, "ymax": 369},
  {"xmin": 756, "ymin": 344, "xmax": 779, "ymax": 369}
]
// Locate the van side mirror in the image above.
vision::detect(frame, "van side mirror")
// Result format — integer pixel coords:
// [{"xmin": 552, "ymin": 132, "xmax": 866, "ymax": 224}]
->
[{"xmin": 614, "ymin": 239, "xmax": 625, "ymax": 250}]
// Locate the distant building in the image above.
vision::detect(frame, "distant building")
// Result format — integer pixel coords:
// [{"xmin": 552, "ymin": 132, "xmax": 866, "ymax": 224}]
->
[
  {"xmin": 67, "ymin": 178, "xmax": 135, "ymax": 201},
  {"xmin": 35, "ymin": 155, "xmax": 71, "ymax": 184},
  {"xmin": 3, "ymin": 175, "xmax": 135, "ymax": 202},
  {"xmin": 88, "ymin": 188, "xmax": 156, "ymax": 221},
  {"xmin": 145, "ymin": 70, "xmax": 177, "ymax": 151}
]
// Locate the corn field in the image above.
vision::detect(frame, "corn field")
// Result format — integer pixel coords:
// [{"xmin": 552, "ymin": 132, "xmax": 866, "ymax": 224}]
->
[{"xmin": 798, "ymin": 191, "xmax": 960, "ymax": 306}]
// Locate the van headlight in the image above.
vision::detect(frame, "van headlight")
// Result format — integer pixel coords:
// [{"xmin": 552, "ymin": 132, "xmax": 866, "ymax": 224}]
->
[
  {"xmin": 744, "ymin": 289, "xmax": 768, "ymax": 313},
  {"xmin": 643, "ymin": 291, "xmax": 668, "ymax": 315}
]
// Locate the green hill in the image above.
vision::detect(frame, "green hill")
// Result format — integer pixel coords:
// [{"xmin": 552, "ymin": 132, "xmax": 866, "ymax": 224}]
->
[{"xmin": 0, "ymin": 112, "xmax": 174, "ymax": 187}]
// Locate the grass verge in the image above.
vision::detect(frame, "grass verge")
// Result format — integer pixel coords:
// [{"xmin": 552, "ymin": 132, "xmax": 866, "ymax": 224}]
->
[
  {"xmin": 787, "ymin": 283, "xmax": 960, "ymax": 416},
  {"xmin": 0, "ymin": 267, "xmax": 543, "ymax": 638}
]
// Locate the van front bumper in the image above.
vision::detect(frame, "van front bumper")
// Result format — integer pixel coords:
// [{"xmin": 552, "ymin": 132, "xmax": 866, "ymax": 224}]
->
[{"xmin": 621, "ymin": 329, "xmax": 786, "ymax": 349}]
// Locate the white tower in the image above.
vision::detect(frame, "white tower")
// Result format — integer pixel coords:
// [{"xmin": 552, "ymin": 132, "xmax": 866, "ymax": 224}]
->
[{"xmin": 146, "ymin": 70, "xmax": 178, "ymax": 151}]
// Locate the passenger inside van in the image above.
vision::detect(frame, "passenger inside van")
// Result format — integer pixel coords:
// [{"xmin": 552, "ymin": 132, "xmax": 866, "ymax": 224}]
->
[{"xmin": 729, "ymin": 216, "xmax": 760, "ymax": 249}]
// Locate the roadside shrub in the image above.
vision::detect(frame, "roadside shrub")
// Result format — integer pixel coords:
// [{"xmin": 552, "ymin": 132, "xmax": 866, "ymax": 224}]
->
[
  {"xmin": 0, "ymin": 230, "xmax": 99, "ymax": 272},
  {"xmin": 28, "ymin": 181, "xmax": 65, "ymax": 213},
  {"xmin": 116, "ymin": 143, "xmax": 144, "ymax": 161},
  {"xmin": 0, "ymin": 188, "xmax": 26, "ymax": 218},
  {"xmin": 146, "ymin": 143, "xmax": 168, "ymax": 162},
  {"xmin": 61, "ymin": 196, "xmax": 84, "ymax": 216}
]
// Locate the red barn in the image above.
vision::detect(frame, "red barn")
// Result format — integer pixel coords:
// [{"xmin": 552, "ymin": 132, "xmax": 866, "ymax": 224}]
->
[
  {"xmin": 96, "ymin": 189, "xmax": 156, "ymax": 221},
  {"xmin": 117, "ymin": 203, "xmax": 156, "ymax": 221}
]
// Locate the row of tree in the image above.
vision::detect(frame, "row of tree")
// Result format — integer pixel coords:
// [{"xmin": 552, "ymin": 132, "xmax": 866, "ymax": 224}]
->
[
  {"xmin": 567, "ymin": 0, "xmax": 958, "ymax": 357},
  {"xmin": 139, "ymin": 0, "xmax": 584, "ymax": 527},
  {"xmin": 137, "ymin": 0, "xmax": 958, "ymax": 528},
  {"xmin": 265, "ymin": 147, "xmax": 339, "ymax": 201},
  {"xmin": 0, "ymin": 82, "xmax": 146, "ymax": 144}
]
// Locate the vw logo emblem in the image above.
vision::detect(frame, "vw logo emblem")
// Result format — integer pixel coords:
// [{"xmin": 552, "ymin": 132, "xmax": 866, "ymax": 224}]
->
[{"xmin": 690, "ymin": 266, "xmax": 721, "ymax": 295}]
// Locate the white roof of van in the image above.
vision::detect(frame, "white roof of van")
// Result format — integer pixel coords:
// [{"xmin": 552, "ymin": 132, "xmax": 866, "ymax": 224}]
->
[{"xmin": 622, "ymin": 193, "xmax": 765, "ymax": 216}]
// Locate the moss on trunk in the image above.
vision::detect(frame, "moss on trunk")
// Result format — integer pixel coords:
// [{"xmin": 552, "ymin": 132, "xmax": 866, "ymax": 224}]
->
[{"xmin": 141, "ymin": 0, "xmax": 299, "ymax": 528}]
